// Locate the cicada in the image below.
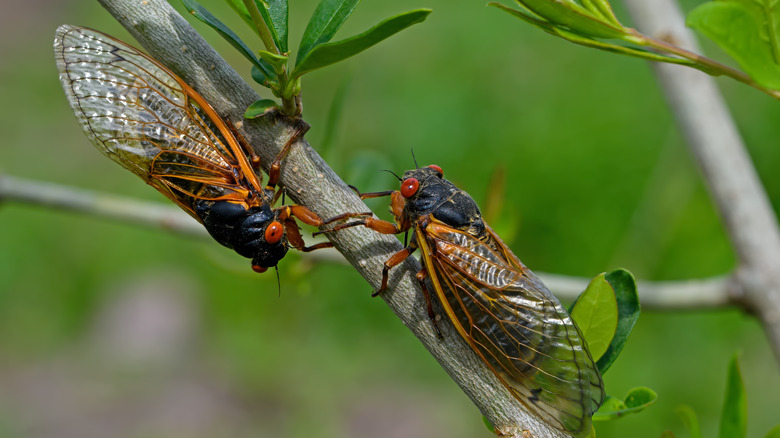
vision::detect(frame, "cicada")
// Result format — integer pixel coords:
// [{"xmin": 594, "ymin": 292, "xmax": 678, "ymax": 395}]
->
[
  {"xmin": 54, "ymin": 25, "xmax": 352, "ymax": 272},
  {"xmin": 322, "ymin": 165, "xmax": 605, "ymax": 437}
]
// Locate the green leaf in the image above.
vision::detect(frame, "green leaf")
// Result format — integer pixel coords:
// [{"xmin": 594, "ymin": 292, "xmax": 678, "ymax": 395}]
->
[
  {"xmin": 244, "ymin": 99, "xmax": 278, "ymax": 118},
  {"xmin": 596, "ymin": 395, "xmax": 626, "ymax": 413},
  {"xmin": 719, "ymin": 353, "xmax": 747, "ymax": 438},
  {"xmin": 625, "ymin": 387, "xmax": 656, "ymax": 409},
  {"xmin": 481, "ymin": 415, "xmax": 494, "ymax": 433},
  {"xmin": 250, "ymin": 64, "xmax": 273, "ymax": 86},
  {"xmin": 570, "ymin": 272, "xmax": 618, "ymax": 361},
  {"xmin": 676, "ymin": 405, "xmax": 702, "ymax": 438},
  {"xmin": 255, "ymin": 0, "xmax": 289, "ymax": 53},
  {"xmin": 765, "ymin": 425, "xmax": 780, "ymax": 438},
  {"xmin": 504, "ymin": 0, "xmax": 627, "ymax": 39},
  {"xmin": 181, "ymin": 0, "xmax": 275, "ymax": 81},
  {"xmin": 580, "ymin": 0, "xmax": 622, "ymax": 27},
  {"xmin": 592, "ymin": 387, "xmax": 657, "ymax": 421},
  {"xmin": 292, "ymin": 9, "xmax": 431, "ymax": 79},
  {"xmin": 224, "ymin": 0, "xmax": 257, "ymax": 34},
  {"xmin": 490, "ymin": 2, "xmax": 704, "ymax": 71},
  {"xmin": 687, "ymin": 2, "xmax": 780, "ymax": 90},
  {"xmin": 258, "ymin": 50, "xmax": 288, "ymax": 71},
  {"xmin": 596, "ymin": 269, "xmax": 640, "ymax": 374},
  {"xmin": 298, "ymin": 0, "xmax": 361, "ymax": 64}
]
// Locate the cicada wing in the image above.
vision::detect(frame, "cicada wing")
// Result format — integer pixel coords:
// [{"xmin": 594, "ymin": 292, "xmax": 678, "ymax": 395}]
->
[
  {"xmin": 53, "ymin": 25, "xmax": 260, "ymax": 217},
  {"xmin": 422, "ymin": 221, "xmax": 604, "ymax": 437}
]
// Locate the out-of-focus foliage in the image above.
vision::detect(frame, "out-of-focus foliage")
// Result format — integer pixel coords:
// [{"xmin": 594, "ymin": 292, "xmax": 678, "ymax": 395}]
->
[
  {"xmin": 491, "ymin": 0, "xmax": 780, "ymax": 99},
  {"xmin": 674, "ymin": 355, "xmax": 780, "ymax": 438},
  {"xmin": 688, "ymin": 0, "xmax": 780, "ymax": 90},
  {"xmin": 719, "ymin": 353, "xmax": 748, "ymax": 438},
  {"xmin": 1, "ymin": 0, "xmax": 779, "ymax": 437},
  {"xmin": 594, "ymin": 387, "xmax": 657, "ymax": 421}
]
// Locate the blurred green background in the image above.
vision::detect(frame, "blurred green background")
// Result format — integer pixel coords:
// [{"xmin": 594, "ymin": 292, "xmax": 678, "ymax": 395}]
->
[{"xmin": 1, "ymin": 0, "xmax": 779, "ymax": 437}]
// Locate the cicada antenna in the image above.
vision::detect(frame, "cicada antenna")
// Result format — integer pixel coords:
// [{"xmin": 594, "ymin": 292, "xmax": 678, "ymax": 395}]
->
[
  {"xmin": 381, "ymin": 169, "xmax": 402, "ymax": 181},
  {"xmin": 411, "ymin": 147, "xmax": 419, "ymax": 169}
]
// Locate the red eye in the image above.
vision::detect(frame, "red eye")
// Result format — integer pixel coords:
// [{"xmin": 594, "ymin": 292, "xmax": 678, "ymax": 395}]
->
[
  {"xmin": 264, "ymin": 221, "xmax": 284, "ymax": 244},
  {"xmin": 401, "ymin": 178, "xmax": 420, "ymax": 198},
  {"xmin": 252, "ymin": 264, "xmax": 268, "ymax": 273},
  {"xmin": 428, "ymin": 164, "xmax": 443, "ymax": 175}
]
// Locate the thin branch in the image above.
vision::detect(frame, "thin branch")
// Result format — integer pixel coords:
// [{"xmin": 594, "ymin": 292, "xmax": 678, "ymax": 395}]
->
[
  {"xmin": 0, "ymin": 174, "xmax": 204, "ymax": 236},
  {"xmin": 540, "ymin": 273, "xmax": 736, "ymax": 310},
  {"xmin": 626, "ymin": 28, "xmax": 780, "ymax": 100},
  {"xmin": 89, "ymin": 0, "xmax": 563, "ymax": 436},
  {"xmin": 624, "ymin": 0, "xmax": 780, "ymax": 363},
  {"xmin": 0, "ymin": 173, "xmax": 347, "ymax": 265},
  {"xmin": 3, "ymin": 173, "xmax": 739, "ymax": 310}
]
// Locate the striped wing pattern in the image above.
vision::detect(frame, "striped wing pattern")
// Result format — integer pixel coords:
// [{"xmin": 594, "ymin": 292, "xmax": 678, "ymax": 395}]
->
[
  {"xmin": 422, "ymin": 221, "xmax": 604, "ymax": 437},
  {"xmin": 53, "ymin": 25, "xmax": 254, "ymax": 217}
]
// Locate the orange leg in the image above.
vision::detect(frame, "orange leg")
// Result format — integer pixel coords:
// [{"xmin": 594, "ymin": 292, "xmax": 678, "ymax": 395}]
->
[
  {"xmin": 348, "ymin": 186, "xmax": 396, "ymax": 200},
  {"xmin": 416, "ymin": 267, "xmax": 443, "ymax": 339},
  {"xmin": 267, "ymin": 121, "xmax": 310, "ymax": 190},
  {"xmin": 280, "ymin": 205, "xmax": 372, "ymax": 228},
  {"xmin": 227, "ymin": 119, "xmax": 262, "ymax": 170},
  {"xmin": 373, "ymin": 245, "xmax": 417, "ymax": 297},
  {"xmin": 282, "ymin": 218, "xmax": 334, "ymax": 252},
  {"xmin": 318, "ymin": 211, "xmax": 373, "ymax": 225},
  {"xmin": 344, "ymin": 188, "xmax": 405, "ymax": 217},
  {"xmin": 277, "ymin": 205, "xmax": 371, "ymax": 252},
  {"xmin": 313, "ymin": 216, "xmax": 403, "ymax": 237}
]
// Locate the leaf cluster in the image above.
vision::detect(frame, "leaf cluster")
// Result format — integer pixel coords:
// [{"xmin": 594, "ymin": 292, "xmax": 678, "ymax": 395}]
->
[
  {"xmin": 569, "ymin": 269, "xmax": 656, "ymax": 431},
  {"xmin": 491, "ymin": 0, "xmax": 780, "ymax": 100},
  {"xmin": 182, "ymin": 0, "xmax": 430, "ymax": 116}
]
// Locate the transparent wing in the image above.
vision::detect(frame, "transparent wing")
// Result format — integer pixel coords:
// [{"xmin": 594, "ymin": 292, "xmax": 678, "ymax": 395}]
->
[
  {"xmin": 53, "ymin": 25, "xmax": 262, "ymax": 216},
  {"xmin": 422, "ymin": 221, "xmax": 604, "ymax": 438}
]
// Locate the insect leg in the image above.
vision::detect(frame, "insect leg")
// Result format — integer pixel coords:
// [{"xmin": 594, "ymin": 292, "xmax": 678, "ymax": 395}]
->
[
  {"xmin": 373, "ymin": 245, "xmax": 417, "ymax": 297},
  {"xmin": 316, "ymin": 191, "xmax": 409, "ymax": 235},
  {"xmin": 278, "ymin": 205, "xmax": 372, "ymax": 252},
  {"xmin": 226, "ymin": 119, "xmax": 262, "ymax": 170},
  {"xmin": 319, "ymin": 211, "xmax": 373, "ymax": 225},
  {"xmin": 280, "ymin": 205, "xmax": 372, "ymax": 228},
  {"xmin": 313, "ymin": 216, "xmax": 403, "ymax": 236},
  {"xmin": 282, "ymin": 217, "xmax": 335, "ymax": 252},
  {"xmin": 416, "ymin": 266, "xmax": 443, "ymax": 339},
  {"xmin": 267, "ymin": 121, "xmax": 310, "ymax": 190},
  {"xmin": 347, "ymin": 185, "xmax": 395, "ymax": 200}
]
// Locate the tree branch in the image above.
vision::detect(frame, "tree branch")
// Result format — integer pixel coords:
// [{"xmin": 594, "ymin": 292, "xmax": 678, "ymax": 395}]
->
[
  {"xmin": 88, "ymin": 0, "xmax": 564, "ymax": 436},
  {"xmin": 3, "ymin": 172, "xmax": 740, "ymax": 310},
  {"xmin": 624, "ymin": 0, "xmax": 780, "ymax": 363},
  {"xmin": 0, "ymin": 174, "xmax": 204, "ymax": 236}
]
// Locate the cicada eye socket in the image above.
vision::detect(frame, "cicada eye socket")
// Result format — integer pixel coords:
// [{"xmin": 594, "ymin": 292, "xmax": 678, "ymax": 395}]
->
[
  {"xmin": 264, "ymin": 221, "xmax": 284, "ymax": 244},
  {"xmin": 400, "ymin": 178, "xmax": 420, "ymax": 198},
  {"xmin": 428, "ymin": 164, "xmax": 443, "ymax": 176}
]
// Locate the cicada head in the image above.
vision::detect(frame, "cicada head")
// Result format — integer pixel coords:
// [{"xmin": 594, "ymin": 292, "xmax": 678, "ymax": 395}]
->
[
  {"xmin": 231, "ymin": 204, "xmax": 289, "ymax": 273},
  {"xmin": 399, "ymin": 165, "xmax": 484, "ymax": 236},
  {"xmin": 399, "ymin": 165, "xmax": 448, "ymax": 214}
]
